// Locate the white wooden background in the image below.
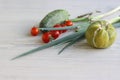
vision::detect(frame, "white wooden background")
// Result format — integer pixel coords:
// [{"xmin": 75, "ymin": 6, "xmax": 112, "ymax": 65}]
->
[{"xmin": 0, "ymin": 0, "xmax": 120, "ymax": 80}]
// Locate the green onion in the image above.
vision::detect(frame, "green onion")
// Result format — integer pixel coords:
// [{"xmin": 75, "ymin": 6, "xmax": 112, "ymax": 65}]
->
[{"xmin": 11, "ymin": 22, "xmax": 89, "ymax": 60}]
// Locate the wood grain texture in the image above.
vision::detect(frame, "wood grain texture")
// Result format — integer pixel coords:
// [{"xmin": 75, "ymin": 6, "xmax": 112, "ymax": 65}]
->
[{"xmin": 0, "ymin": 0, "xmax": 120, "ymax": 80}]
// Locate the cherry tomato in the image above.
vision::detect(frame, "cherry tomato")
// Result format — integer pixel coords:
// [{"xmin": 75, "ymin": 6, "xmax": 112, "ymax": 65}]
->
[
  {"xmin": 31, "ymin": 27, "xmax": 39, "ymax": 36},
  {"xmin": 61, "ymin": 24, "xmax": 67, "ymax": 33},
  {"xmin": 42, "ymin": 32, "xmax": 51, "ymax": 43},
  {"xmin": 50, "ymin": 30, "xmax": 60, "ymax": 39},
  {"xmin": 53, "ymin": 24, "xmax": 62, "ymax": 34},
  {"xmin": 65, "ymin": 20, "xmax": 73, "ymax": 26},
  {"xmin": 53, "ymin": 24, "xmax": 61, "ymax": 28}
]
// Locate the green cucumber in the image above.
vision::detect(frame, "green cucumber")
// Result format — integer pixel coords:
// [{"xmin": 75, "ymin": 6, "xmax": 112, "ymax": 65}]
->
[{"xmin": 39, "ymin": 9, "xmax": 70, "ymax": 32}]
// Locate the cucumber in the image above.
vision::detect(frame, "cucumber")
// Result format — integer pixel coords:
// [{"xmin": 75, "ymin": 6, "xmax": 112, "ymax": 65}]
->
[{"xmin": 39, "ymin": 9, "xmax": 70, "ymax": 31}]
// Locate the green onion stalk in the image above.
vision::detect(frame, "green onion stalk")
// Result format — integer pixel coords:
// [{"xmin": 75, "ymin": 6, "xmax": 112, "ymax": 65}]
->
[{"xmin": 11, "ymin": 7, "xmax": 120, "ymax": 60}]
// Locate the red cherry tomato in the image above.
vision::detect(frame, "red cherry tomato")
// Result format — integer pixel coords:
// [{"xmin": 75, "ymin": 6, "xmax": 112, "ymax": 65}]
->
[
  {"xmin": 61, "ymin": 24, "xmax": 67, "ymax": 33},
  {"xmin": 53, "ymin": 24, "xmax": 62, "ymax": 34},
  {"xmin": 50, "ymin": 30, "xmax": 60, "ymax": 39},
  {"xmin": 53, "ymin": 24, "xmax": 61, "ymax": 28},
  {"xmin": 31, "ymin": 27, "xmax": 39, "ymax": 36},
  {"xmin": 42, "ymin": 32, "xmax": 51, "ymax": 43},
  {"xmin": 65, "ymin": 20, "xmax": 73, "ymax": 26}
]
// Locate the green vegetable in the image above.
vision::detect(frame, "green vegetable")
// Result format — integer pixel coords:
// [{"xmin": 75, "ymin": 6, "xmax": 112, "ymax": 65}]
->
[
  {"xmin": 11, "ymin": 7, "xmax": 120, "ymax": 60},
  {"xmin": 85, "ymin": 20, "xmax": 117, "ymax": 48},
  {"xmin": 39, "ymin": 9, "xmax": 69, "ymax": 31}
]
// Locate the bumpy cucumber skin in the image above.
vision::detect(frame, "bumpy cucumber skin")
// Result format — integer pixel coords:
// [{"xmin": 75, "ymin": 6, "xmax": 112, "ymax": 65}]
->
[{"xmin": 39, "ymin": 9, "xmax": 70, "ymax": 29}]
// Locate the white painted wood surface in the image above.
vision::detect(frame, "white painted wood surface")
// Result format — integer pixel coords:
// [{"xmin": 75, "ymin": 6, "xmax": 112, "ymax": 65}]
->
[{"xmin": 0, "ymin": 0, "xmax": 120, "ymax": 80}]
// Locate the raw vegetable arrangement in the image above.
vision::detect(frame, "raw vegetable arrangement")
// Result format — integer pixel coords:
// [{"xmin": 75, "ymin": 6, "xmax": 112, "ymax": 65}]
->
[{"xmin": 12, "ymin": 7, "xmax": 120, "ymax": 60}]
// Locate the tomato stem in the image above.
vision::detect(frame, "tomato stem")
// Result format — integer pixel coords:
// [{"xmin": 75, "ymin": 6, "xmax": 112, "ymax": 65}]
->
[{"xmin": 39, "ymin": 25, "xmax": 79, "ymax": 31}]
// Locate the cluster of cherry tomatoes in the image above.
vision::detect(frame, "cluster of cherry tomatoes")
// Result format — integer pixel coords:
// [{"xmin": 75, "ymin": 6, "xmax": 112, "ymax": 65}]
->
[{"xmin": 31, "ymin": 20, "xmax": 73, "ymax": 43}]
